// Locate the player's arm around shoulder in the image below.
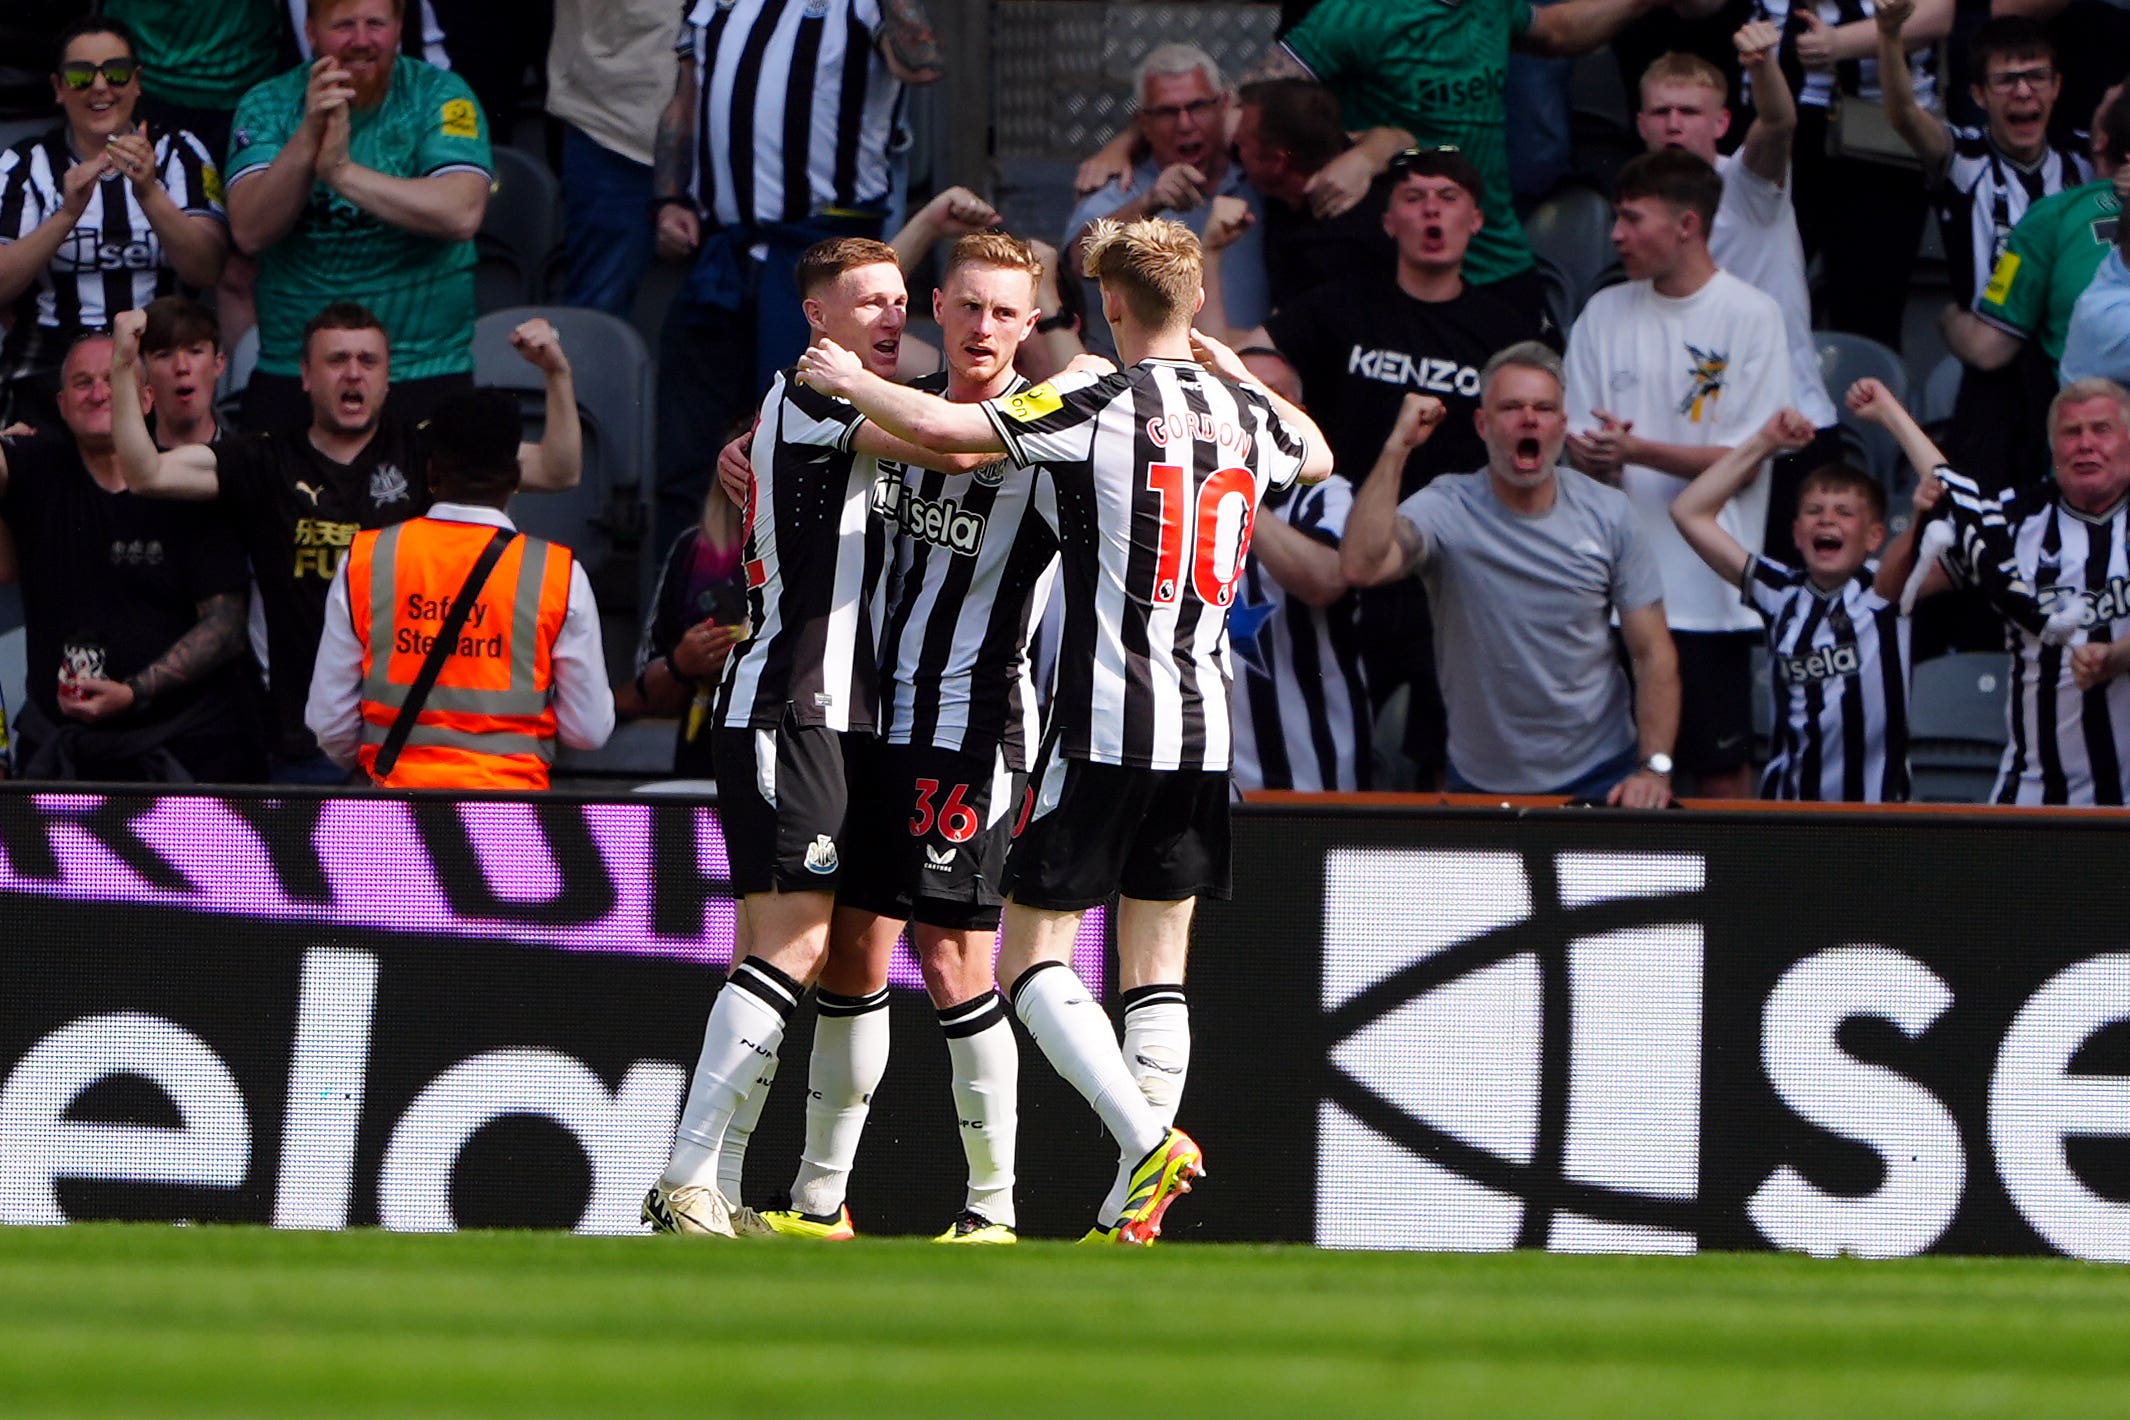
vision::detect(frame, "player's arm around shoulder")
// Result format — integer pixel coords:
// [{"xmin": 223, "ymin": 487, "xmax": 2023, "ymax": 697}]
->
[
  {"xmin": 796, "ymin": 340, "xmax": 1005, "ymax": 453},
  {"xmin": 1189, "ymin": 329, "xmax": 1331, "ymax": 483}
]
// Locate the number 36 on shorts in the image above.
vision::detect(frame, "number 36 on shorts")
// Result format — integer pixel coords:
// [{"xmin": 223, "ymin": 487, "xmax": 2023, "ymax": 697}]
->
[{"xmin": 910, "ymin": 778, "xmax": 980, "ymax": 843}]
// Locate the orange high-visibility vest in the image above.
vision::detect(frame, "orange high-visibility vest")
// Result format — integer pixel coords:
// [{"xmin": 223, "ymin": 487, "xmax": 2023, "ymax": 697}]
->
[{"xmin": 346, "ymin": 518, "xmax": 573, "ymax": 790}]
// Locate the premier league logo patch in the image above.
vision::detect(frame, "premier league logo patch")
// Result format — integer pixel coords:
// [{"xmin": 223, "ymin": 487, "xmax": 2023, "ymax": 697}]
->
[{"xmin": 370, "ymin": 463, "xmax": 411, "ymax": 505}]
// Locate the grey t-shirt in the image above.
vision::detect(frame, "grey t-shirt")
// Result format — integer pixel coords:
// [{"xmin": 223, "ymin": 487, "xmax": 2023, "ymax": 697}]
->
[{"xmin": 1401, "ymin": 467, "xmax": 1665, "ymax": 793}]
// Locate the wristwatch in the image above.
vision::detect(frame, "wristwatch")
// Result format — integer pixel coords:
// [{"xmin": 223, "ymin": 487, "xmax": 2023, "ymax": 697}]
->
[{"xmin": 1641, "ymin": 752, "xmax": 1674, "ymax": 777}]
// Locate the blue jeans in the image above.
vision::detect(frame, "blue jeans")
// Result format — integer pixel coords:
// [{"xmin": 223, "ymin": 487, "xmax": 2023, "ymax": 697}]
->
[
  {"xmin": 652, "ymin": 207, "xmax": 885, "ymax": 555},
  {"xmin": 1504, "ymin": 52, "xmax": 1574, "ymax": 202},
  {"xmin": 559, "ymin": 124, "xmax": 656, "ymax": 317}
]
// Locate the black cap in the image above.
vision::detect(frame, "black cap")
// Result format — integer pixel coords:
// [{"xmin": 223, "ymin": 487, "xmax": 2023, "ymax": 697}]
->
[
  {"xmin": 422, "ymin": 388, "xmax": 522, "ymax": 481},
  {"xmin": 1386, "ymin": 145, "xmax": 1486, "ymax": 206}
]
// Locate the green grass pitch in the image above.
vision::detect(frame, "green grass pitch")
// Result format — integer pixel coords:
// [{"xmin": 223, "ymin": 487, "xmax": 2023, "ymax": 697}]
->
[{"xmin": 4, "ymin": 1225, "xmax": 2129, "ymax": 1418}]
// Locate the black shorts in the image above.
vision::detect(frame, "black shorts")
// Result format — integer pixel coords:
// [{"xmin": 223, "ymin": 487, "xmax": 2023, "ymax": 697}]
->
[
  {"xmin": 1004, "ymin": 745, "xmax": 1231, "ymax": 912},
  {"xmin": 839, "ymin": 741, "xmax": 1022, "ymax": 932},
  {"xmin": 712, "ymin": 708, "xmax": 862, "ymax": 894},
  {"xmin": 1672, "ymin": 630, "xmax": 1758, "ymax": 775}
]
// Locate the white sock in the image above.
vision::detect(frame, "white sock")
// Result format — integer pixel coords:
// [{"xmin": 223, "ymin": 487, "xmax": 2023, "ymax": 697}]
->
[
  {"xmin": 1120, "ymin": 984, "xmax": 1189, "ymax": 1131},
  {"xmin": 717, "ymin": 1050, "xmax": 779, "ymax": 1202},
  {"xmin": 940, "ymin": 990, "xmax": 1018, "ymax": 1227},
  {"xmin": 1010, "ymin": 962, "xmax": 1164, "ymax": 1160},
  {"xmin": 662, "ymin": 958, "xmax": 800, "ymax": 1191},
  {"xmin": 789, "ymin": 987, "xmax": 890, "ymax": 1217}
]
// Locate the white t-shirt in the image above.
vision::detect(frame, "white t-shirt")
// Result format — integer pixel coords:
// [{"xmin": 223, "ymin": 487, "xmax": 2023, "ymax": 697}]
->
[
  {"xmin": 1563, "ymin": 270, "xmax": 1794, "ymax": 633},
  {"xmin": 1712, "ymin": 152, "xmax": 1838, "ymax": 429}
]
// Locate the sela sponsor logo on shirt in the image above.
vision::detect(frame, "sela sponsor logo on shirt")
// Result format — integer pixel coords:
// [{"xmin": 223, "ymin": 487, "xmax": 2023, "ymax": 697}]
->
[
  {"xmin": 1679, "ymin": 343, "xmax": 1728, "ymax": 422},
  {"xmin": 873, "ymin": 475, "xmax": 987, "ymax": 556},
  {"xmin": 57, "ymin": 230, "xmax": 157, "ymax": 274},
  {"xmin": 1776, "ymin": 640, "xmax": 1862, "ymax": 685},
  {"xmin": 2038, "ymin": 574, "xmax": 2130, "ymax": 628},
  {"xmin": 1345, "ymin": 347, "xmax": 1482, "ymax": 398},
  {"xmin": 370, "ymin": 464, "xmax": 411, "ymax": 506}
]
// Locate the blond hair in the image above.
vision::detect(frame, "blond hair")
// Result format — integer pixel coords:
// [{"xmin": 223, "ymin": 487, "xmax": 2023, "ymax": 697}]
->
[
  {"xmin": 2049, "ymin": 376, "xmax": 2130, "ymax": 435},
  {"xmin": 1639, "ymin": 51, "xmax": 1726, "ymax": 102},
  {"xmin": 1080, "ymin": 216, "xmax": 1201, "ymax": 333},
  {"xmin": 945, "ymin": 231, "xmax": 1044, "ymax": 302}
]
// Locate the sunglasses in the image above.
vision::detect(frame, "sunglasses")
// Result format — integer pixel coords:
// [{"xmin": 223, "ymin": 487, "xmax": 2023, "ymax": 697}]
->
[{"xmin": 58, "ymin": 60, "xmax": 139, "ymax": 91}]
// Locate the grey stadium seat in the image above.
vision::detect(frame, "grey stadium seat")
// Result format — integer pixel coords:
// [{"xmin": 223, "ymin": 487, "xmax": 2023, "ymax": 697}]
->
[
  {"xmin": 476, "ymin": 146, "xmax": 561, "ymax": 314},
  {"xmin": 472, "ymin": 306, "xmax": 653, "ymax": 592},
  {"xmin": 1906, "ymin": 651, "xmax": 2009, "ymax": 803},
  {"xmin": 1523, "ymin": 183, "xmax": 1622, "ymax": 317},
  {"xmin": 1815, "ymin": 330, "xmax": 1910, "ymax": 489}
]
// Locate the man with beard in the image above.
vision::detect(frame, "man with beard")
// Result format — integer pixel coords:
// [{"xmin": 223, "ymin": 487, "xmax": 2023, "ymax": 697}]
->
[
  {"xmin": 225, "ymin": 0, "xmax": 491, "ymax": 432},
  {"xmin": 1342, "ymin": 344, "xmax": 1680, "ymax": 807},
  {"xmin": 109, "ymin": 301, "xmax": 580, "ymax": 783}
]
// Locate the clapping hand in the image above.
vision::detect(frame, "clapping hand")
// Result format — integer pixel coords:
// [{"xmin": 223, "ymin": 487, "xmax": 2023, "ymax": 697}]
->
[{"xmin": 105, "ymin": 122, "xmax": 158, "ymax": 193}]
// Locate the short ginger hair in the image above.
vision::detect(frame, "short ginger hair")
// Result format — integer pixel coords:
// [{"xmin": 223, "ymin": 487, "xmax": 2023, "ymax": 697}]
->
[{"xmin": 796, "ymin": 237, "xmax": 901, "ymax": 297}]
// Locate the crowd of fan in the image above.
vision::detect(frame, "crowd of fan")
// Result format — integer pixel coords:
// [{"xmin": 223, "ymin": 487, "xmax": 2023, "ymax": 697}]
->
[{"xmin": 0, "ymin": 0, "xmax": 2126, "ymax": 807}]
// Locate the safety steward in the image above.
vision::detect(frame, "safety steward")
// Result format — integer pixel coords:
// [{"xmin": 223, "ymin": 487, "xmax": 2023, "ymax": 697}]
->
[{"xmin": 305, "ymin": 389, "xmax": 614, "ymax": 788}]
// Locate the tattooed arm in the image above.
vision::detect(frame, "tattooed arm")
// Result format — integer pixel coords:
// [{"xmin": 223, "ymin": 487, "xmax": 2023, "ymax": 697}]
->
[
  {"xmin": 653, "ymin": 59, "xmax": 700, "ymax": 262},
  {"xmin": 128, "ymin": 591, "xmax": 249, "ymax": 710},
  {"xmin": 878, "ymin": 0, "xmax": 945, "ymax": 85},
  {"xmin": 62, "ymin": 591, "xmax": 249, "ymax": 723}
]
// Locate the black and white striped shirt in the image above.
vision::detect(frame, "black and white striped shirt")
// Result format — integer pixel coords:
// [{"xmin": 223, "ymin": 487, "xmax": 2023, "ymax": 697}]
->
[
  {"xmin": 716, "ymin": 369, "xmax": 889, "ymax": 734},
  {"xmin": 983, "ymin": 360, "xmax": 1310, "ymax": 771},
  {"xmin": 1938, "ymin": 127, "xmax": 2090, "ymax": 309},
  {"xmin": 0, "ymin": 127, "xmax": 223, "ymax": 372},
  {"xmin": 1230, "ymin": 475, "xmax": 1371, "ymax": 792},
  {"xmin": 678, "ymin": 0, "xmax": 905, "ymax": 230},
  {"xmin": 1987, "ymin": 488, "xmax": 2130, "ymax": 805},
  {"xmin": 875, "ymin": 372, "xmax": 1061, "ymax": 769},
  {"xmin": 1744, "ymin": 555, "xmax": 1911, "ymax": 802}
]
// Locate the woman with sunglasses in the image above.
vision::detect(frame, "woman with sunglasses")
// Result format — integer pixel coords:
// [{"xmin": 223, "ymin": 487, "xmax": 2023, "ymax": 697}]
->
[{"xmin": 0, "ymin": 17, "xmax": 228, "ymax": 429}]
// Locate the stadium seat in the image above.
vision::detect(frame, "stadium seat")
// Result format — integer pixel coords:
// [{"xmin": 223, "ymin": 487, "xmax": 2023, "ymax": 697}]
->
[
  {"xmin": 1920, "ymin": 353, "xmax": 1963, "ymax": 429},
  {"xmin": 476, "ymin": 146, "xmax": 561, "ymax": 314},
  {"xmin": 1523, "ymin": 183, "xmax": 1622, "ymax": 316},
  {"xmin": 554, "ymin": 718, "xmax": 679, "ymax": 780},
  {"xmin": 1906, "ymin": 651, "xmax": 2009, "ymax": 803},
  {"xmin": 1533, "ymin": 254, "xmax": 1577, "ymax": 342},
  {"xmin": 473, "ymin": 305, "xmax": 653, "ymax": 594},
  {"xmin": 215, "ymin": 325, "xmax": 259, "ymax": 424},
  {"xmin": 0, "ymin": 115, "xmax": 47, "ymax": 152},
  {"xmin": 1815, "ymin": 331, "xmax": 1909, "ymax": 488},
  {"xmin": 632, "ymin": 778, "xmax": 720, "ymax": 796}
]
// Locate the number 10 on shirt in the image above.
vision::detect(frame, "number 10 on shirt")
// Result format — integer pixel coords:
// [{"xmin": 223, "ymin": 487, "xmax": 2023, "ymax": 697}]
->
[{"xmin": 1145, "ymin": 462, "xmax": 1258, "ymax": 608}]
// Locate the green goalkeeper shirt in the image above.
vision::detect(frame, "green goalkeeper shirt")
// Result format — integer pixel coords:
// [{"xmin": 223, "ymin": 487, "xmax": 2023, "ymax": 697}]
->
[
  {"xmin": 105, "ymin": 0, "xmax": 283, "ymax": 113},
  {"xmin": 228, "ymin": 57, "xmax": 491, "ymax": 382},
  {"xmin": 1975, "ymin": 178, "xmax": 2123, "ymax": 363},
  {"xmin": 1280, "ymin": 0, "xmax": 1536, "ymax": 288}
]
